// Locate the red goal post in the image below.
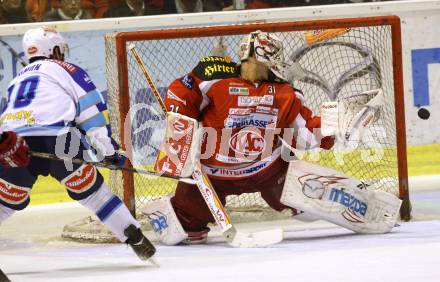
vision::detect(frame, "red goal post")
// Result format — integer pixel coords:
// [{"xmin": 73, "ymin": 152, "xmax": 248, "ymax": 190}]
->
[{"xmin": 104, "ymin": 15, "xmax": 410, "ymax": 222}]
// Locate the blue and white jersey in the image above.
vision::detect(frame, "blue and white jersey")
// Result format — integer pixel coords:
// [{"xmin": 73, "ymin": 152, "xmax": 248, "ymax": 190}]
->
[{"xmin": 0, "ymin": 59, "xmax": 111, "ymax": 146}]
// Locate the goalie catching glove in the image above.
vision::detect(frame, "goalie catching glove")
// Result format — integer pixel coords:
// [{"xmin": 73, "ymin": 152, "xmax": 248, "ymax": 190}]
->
[{"xmin": 320, "ymin": 89, "xmax": 384, "ymax": 146}]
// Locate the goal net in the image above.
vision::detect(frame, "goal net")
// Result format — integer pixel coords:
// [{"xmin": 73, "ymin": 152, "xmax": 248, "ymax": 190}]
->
[{"xmin": 62, "ymin": 16, "xmax": 409, "ymax": 242}]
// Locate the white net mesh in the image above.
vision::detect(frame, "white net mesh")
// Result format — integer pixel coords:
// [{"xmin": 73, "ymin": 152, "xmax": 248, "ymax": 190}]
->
[{"xmin": 62, "ymin": 20, "xmax": 407, "ymax": 242}]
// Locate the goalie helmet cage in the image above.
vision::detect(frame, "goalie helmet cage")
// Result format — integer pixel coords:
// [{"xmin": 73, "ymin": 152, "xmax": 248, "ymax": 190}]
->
[{"xmin": 104, "ymin": 16, "xmax": 409, "ymax": 228}]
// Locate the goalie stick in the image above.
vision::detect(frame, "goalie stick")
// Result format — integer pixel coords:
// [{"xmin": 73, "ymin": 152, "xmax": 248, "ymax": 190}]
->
[{"xmin": 129, "ymin": 44, "xmax": 283, "ymax": 248}]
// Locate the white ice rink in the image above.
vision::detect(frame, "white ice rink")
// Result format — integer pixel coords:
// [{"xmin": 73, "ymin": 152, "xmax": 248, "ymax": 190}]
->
[{"xmin": 1, "ymin": 188, "xmax": 440, "ymax": 282}]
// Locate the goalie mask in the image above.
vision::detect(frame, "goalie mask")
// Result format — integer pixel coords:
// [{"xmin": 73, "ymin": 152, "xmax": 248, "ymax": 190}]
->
[
  {"xmin": 238, "ymin": 31, "xmax": 289, "ymax": 82},
  {"xmin": 22, "ymin": 26, "xmax": 69, "ymax": 60}
]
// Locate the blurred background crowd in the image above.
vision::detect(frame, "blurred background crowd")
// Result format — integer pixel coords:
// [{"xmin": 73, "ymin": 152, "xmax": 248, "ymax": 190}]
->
[{"xmin": 0, "ymin": 0, "xmax": 394, "ymax": 24}]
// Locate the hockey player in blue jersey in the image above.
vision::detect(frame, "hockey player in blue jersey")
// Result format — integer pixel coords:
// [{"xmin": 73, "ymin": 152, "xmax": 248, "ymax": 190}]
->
[{"xmin": 0, "ymin": 27, "xmax": 155, "ymax": 261}]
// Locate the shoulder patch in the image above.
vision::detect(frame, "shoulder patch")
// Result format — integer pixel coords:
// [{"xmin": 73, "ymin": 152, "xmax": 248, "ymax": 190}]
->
[
  {"xmin": 180, "ymin": 74, "xmax": 194, "ymax": 89},
  {"xmin": 192, "ymin": 56, "xmax": 239, "ymax": 81},
  {"xmin": 47, "ymin": 59, "xmax": 96, "ymax": 92}
]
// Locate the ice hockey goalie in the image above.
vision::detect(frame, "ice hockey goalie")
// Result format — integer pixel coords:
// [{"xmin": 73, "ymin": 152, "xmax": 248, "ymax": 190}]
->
[{"xmin": 143, "ymin": 31, "xmax": 401, "ymax": 245}]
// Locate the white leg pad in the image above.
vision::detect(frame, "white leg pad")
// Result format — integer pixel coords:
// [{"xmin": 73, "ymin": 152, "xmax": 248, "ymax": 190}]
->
[
  {"xmin": 141, "ymin": 196, "xmax": 188, "ymax": 245},
  {"xmin": 281, "ymin": 160, "xmax": 402, "ymax": 234}
]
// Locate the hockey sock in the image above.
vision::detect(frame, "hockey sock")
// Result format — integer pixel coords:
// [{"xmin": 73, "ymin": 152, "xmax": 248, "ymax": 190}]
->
[
  {"xmin": 78, "ymin": 183, "xmax": 140, "ymax": 242},
  {"xmin": 0, "ymin": 204, "xmax": 15, "ymax": 225}
]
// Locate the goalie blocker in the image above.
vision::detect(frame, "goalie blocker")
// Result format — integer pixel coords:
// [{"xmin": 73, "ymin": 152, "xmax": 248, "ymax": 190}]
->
[
  {"xmin": 281, "ymin": 160, "xmax": 402, "ymax": 234},
  {"xmin": 154, "ymin": 112, "xmax": 200, "ymax": 178}
]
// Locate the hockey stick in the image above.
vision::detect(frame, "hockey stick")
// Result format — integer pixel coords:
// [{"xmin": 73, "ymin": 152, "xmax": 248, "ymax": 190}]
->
[
  {"xmin": 29, "ymin": 150, "xmax": 177, "ymax": 178},
  {"xmin": 0, "ymin": 37, "xmax": 28, "ymax": 67},
  {"xmin": 129, "ymin": 44, "xmax": 283, "ymax": 247},
  {"xmin": 0, "ymin": 268, "xmax": 11, "ymax": 282},
  {"xmin": 28, "ymin": 150, "xmax": 200, "ymax": 186}
]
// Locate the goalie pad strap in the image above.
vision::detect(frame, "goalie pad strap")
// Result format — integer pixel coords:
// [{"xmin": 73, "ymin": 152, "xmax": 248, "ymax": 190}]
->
[{"xmin": 280, "ymin": 160, "xmax": 402, "ymax": 234}]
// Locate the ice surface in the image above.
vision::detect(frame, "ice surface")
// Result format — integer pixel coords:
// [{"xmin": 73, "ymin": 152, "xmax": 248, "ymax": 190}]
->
[{"xmin": 1, "ymin": 189, "xmax": 440, "ymax": 282}]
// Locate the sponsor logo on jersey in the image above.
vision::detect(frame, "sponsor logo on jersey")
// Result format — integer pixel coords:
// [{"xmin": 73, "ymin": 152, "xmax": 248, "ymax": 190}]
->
[
  {"xmin": 204, "ymin": 64, "xmax": 236, "ymax": 77},
  {"xmin": 225, "ymin": 113, "xmax": 277, "ymax": 129},
  {"xmin": 0, "ymin": 179, "xmax": 30, "ymax": 205},
  {"xmin": 228, "ymin": 108, "xmax": 253, "ymax": 116},
  {"xmin": 229, "ymin": 87, "xmax": 249, "ymax": 95},
  {"xmin": 214, "ymin": 154, "xmax": 254, "ymax": 164},
  {"xmin": 200, "ymin": 56, "xmax": 231, "ymax": 63},
  {"xmin": 256, "ymin": 106, "xmax": 279, "ymax": 115},
  {"xmin": 229, "ymin": 82, "xmax": 246, "ymax": 86},
  {"xmin": 61, "ymin": 164, "xmax": 97, "ymax": 194},
  {"xmin": 207, "ymin": 161, "xmax": 268, "ymax": 178},
  {"xmin": 166, "ymin": 90, "xmax": 187, "ymax": 105},
  {"xmin": 229, "ymin": 130, "xmax": 265, "ymax": 156},
  {"xmin": 193, "ymin": 57, "xmax": 237, "ymax": 80},
  {"xmin": 180, "ymin": 74, "xmax": 194, "ymax": 89},
  {"xmin": 329, "ymin": 188, "xmax": 368, "ymax": 216},
  {"xmin": 47, "ymin": 59, "xmax": 77, "ymax": 73},
  {"xmin": 0, "ymin": 110, "xmax": 35, "ymax": 126},
  {"xmin": 237, "ymin": 95, "xmax": 273, "ymax": 106}
]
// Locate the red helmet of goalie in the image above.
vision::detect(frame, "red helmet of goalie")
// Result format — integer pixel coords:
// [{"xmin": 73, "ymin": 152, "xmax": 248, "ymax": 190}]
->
[
  {"xmin": 238, "ymin": 30, "xmax": 289, "ymax": 82},
  {"xmin": 22, "ymin": 26, "xmax": 69, "ymax": 60}
]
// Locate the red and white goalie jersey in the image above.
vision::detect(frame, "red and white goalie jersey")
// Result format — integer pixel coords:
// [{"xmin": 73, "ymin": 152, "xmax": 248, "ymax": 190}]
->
[{"xmin": 165, "ymin": 56, "xmax": 334, "ymax": 180}]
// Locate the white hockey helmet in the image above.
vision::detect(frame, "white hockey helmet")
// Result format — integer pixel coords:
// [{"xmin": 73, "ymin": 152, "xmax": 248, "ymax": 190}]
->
[
  {"xmin": 238, "ymin": 31, "xmax": 287, "ymax": 81},
  {"xmin": 22, "ymin": 26, "xmax": 69, "ymax": 60}
]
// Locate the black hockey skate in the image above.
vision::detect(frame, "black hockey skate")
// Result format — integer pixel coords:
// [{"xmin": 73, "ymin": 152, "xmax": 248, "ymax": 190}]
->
[{"xmin": 124, "ymin": 224, "xmax": 156, "ymax": 261}]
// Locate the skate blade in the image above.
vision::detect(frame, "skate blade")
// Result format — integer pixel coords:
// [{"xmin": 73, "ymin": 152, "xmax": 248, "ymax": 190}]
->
[{"xmin": 148, "ymin": 257, "xmax": 160, "ymax": 268}]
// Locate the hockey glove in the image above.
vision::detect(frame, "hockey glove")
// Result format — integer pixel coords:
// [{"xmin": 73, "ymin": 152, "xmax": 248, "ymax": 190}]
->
[
  {"xmin": 0, "ymin": 131, "xmax": 30, "ymax": 168},
  {"xmin": 320, "ymin": 89, "xmax": 384, "ymax": 147},
  {"xmin": 102, "ymin": 151, "xmax": 127, "ymax": 170}
]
